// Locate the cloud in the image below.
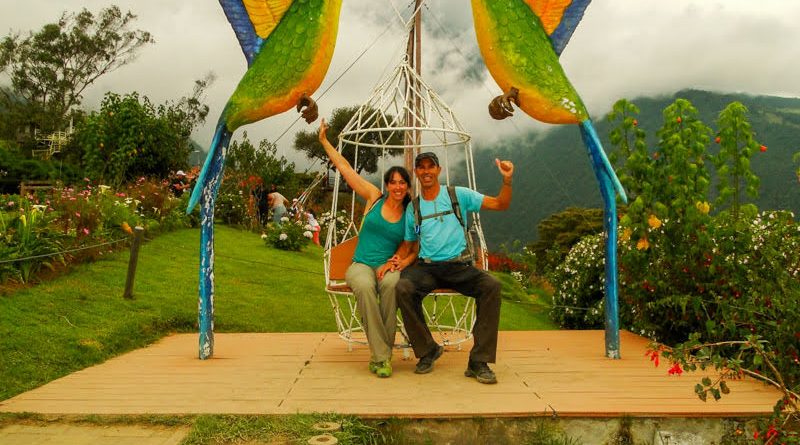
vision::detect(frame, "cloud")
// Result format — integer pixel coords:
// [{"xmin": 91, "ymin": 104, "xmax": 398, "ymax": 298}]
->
[{"xmin": 1, "ymin": 0, "xmax": 798, "ymax": 167}]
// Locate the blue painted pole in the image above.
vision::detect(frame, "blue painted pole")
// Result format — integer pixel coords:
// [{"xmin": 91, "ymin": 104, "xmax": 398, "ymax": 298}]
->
[
  {"xmin": 600, "ymin": 180, "xmax": 620, "ymax": 359},
  {"xmin": 198, "ymin": 189, "xmax": 215, "ymax": 360},
  {"xmin": 580, "ymin": 121, "xmax": 621, "ymax": 359},
  {"xmin": 196, "ymin": 122, "xmax": 231, "ymax": 360}
]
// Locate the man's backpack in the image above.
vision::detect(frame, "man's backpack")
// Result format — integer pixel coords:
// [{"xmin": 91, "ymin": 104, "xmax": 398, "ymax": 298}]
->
[{"xmin": 412, "ymin": 186, "xmax": 479, "ymax": 265}]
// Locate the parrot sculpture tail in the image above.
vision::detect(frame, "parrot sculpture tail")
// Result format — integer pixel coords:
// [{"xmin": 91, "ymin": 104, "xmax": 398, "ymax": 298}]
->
[
  {"xmin": 471, "ymin": 0, "xmax": 626, "ymax": 358},
  {"xmin": 188, "ymin": 0, "xmax": 342, "ymax": 359}
]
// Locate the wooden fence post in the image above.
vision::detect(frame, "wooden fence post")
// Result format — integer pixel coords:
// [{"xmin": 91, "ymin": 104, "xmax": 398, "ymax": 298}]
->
[{"xmin": 123, "ymin": 226, "xmax": 145, "ymax": 299}]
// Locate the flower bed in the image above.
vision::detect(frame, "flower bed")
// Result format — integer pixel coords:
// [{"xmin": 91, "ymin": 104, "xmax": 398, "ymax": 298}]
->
[{"xmin": 0, "ymin": 178, "xmax": 193, "ymax": 285}]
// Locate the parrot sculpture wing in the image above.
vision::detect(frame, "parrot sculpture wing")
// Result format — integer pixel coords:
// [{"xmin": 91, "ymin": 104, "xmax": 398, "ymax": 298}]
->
[
  {"xmin": 470, "ymin": 0, "xmax": 626, "ymax": 358},
  {"xmin": 190, "ymin": 0, "xmax": 343, "ymax": 359}
]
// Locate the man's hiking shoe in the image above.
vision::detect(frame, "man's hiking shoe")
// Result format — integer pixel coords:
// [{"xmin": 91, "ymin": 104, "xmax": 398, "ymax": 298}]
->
[
  {"xmin": 414, "ymin": 345, "xmax": 443, "ymax": 374},
  {"xmin": 376, "ymin": 360, "xmax": 392, "ymax": 378},
  {"xmin": 368, "ymin": 361, "xmax": 381, "ymax": 374},
  {"xmin": 465, "ymin": 361, "xmax": 498, "ymax": 384}
]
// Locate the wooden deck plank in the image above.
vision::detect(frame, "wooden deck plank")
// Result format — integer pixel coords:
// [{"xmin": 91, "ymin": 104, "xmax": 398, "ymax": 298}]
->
[{"xmin": 0, "ymin": 331, "xmax": 782, "ymax": 417}]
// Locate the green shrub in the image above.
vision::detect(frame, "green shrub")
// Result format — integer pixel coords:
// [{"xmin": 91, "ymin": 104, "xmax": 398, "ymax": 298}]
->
[
  {"xmin": 549, "ymin": 233, "xmax": 605, "ymax": 329},
  {"xmin": 262, "ymin": 219, "xmax": 311, "ymax": 251},
  {"xmin": 215, "ymin": 188, "xmax": 249, "ymax": 226},
  {"xmin": 0, "ymin": 201, "xmax": 66, "ymax": 283},
  {"xmin": 598, "ymin": 97, "xmax": 800, "ymax": 405}
]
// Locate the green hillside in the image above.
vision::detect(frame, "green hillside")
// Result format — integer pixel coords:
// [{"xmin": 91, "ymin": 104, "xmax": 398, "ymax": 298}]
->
[{"xmin": 467, "ymin": 89, "xmax": 800, "ymax": 249}]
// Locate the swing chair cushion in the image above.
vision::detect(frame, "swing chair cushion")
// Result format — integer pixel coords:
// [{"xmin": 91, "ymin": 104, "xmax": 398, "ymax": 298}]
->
[{"xmin": 326, "ymin": 236, "xmax": 485, "ymax": 294}]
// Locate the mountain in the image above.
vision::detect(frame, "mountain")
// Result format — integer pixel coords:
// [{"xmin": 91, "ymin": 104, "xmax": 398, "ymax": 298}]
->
[{"xmin": 466, "ymin": 89, "xmax": 800, "ymax": 249}]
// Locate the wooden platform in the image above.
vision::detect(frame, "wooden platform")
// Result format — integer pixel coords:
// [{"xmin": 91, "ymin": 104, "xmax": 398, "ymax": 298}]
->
[{"xmin": 0, "ymin": 331, "xmax": 780, "ymax": 418}]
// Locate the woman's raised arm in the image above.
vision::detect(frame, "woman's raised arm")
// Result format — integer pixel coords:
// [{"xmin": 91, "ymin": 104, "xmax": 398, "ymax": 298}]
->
[{"xmin": 319, "ymin": 119, "xmax": 381, "ymax": 205}]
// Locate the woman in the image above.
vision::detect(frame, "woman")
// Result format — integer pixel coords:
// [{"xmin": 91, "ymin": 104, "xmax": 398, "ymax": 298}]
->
[
  {"xmin": 319, "ymin": 119, "xmax": 414, "ymax": 378},
  {"xmin": 305, "ymin": 209, "xmax": 321, "ymax": 245}
]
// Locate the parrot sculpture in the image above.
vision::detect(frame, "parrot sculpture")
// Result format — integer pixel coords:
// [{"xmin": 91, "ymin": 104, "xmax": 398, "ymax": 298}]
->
[
  {"xmin": 470, "ymin": 0, "xmax": 627, "ymax": 358},
  {"xmin": 188, "ymin": 0, "xmax": 343, "ymax": 359}
]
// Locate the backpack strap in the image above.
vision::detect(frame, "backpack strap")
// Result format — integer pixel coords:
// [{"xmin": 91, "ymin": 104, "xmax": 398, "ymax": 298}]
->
[
  {"xmin": 446, "ymin": 185, "xmax": 465, "ymax": 229},
  {"xmin": 413, "ymin": 186, "xmax": 466, "ymax": 235}
]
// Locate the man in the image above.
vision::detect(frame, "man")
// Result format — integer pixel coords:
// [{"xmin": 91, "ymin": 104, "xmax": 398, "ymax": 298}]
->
[
  {"xmin": 170, "ymin": 170, "xmax": 189, "ymax": 197},
  {"xmin": 267, "ymin": 189, "xmax": 289, "ymax": 225},
  {"xmin": 395, "ymin": 152, "xmax": 513, "ymax": 384}
]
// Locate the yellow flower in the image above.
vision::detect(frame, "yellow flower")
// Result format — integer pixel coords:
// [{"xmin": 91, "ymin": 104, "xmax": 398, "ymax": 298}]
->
[
  {"xmin": 636, "ymin": 237, "xmax": 650, "ymax": 251},
  {"xmin": 121, "ymin": 221, "xmax": 133, "ymax": 235},
  {"xmin": 695, "ymin": 201, "xmax": 710, "ymax": 215},
  {"xmin": 620, "ymin": 227, "xmax": 632, "ymax": 242},
  {"xmin": 647, "ymin": 214, "xmax": 662, "ymax": 229}
]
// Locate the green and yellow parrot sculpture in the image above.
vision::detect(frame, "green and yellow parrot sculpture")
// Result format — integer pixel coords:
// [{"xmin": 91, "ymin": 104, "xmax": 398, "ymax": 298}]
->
[
  {"xmin": 471, "ymin": 0, "xmax": 627, "ymax": 358},
  {"xmin": 189, "ymin": 0, "xmax": 342, "ymax": 359}
]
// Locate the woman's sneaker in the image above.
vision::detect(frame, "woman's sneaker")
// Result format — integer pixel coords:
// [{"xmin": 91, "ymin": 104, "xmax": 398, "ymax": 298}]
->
[
  {"xmin": 465, "ymin": 360, "xmax": 497, "ymax": 384},
  {"xmin": 368, "ymin": 361, "xmax": 381, "ymax": 374},
  {"xmin": 376, "ymin": 360, "xmax": 392, "ymax": 378}
]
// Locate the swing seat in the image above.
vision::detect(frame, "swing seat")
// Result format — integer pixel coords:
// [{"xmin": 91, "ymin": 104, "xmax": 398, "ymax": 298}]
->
[
  {"xmin": 325, "ymin": 236, "xmax": 479, "ymax": 350},
  {"xmin": 326, "ymin": 236, "xmax": 485, "ymax": 294}
]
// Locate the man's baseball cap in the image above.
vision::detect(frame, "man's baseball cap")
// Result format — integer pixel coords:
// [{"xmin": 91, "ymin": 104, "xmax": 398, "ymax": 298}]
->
[{"xmin": 414, "ymin": 152, "xmax": 439, "ymax": 167}]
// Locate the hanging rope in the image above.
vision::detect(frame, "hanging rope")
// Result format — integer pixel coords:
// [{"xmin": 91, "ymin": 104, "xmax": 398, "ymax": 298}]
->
[{"xmin": 272, "ymin": 13, "xmax": 402, "ymax": 146}]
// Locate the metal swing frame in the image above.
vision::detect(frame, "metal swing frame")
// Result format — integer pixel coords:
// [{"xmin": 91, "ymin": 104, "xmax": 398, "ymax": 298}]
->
[{"xmin": 322, "ymin": 58, "xmax": 489, "ymax": 352}]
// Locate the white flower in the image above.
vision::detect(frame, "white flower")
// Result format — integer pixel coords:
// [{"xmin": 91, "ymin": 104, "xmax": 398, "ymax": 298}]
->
[
  {"xmin": 260, "ymin": 233, "xmax": 267, "ymax": 240},
  {"xmin": 279, "ymin": 233, "xmax": 288, "ymax": 241},
  {"xmin": 303, "ymin": 231, "xmax": 313, "ymax": 238},
  {"xmin": 32, "ymin": 204, "xmax": 47, "ymax": 212},
  {"xmin": 304, "ymin": 224, "xmax": 312, "ymax": 230},
  {"xmin": 281, "ymin": 217, "xmax": 289, "ymax": 223}
]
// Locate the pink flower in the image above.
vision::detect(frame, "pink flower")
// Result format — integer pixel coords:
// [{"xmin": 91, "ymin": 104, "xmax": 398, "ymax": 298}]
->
[
  {"xmin": 6, "ymin": 201, "xmax": 14, "ymax": 207},
  {"xmin": 75, "ymin": 212, "xmax": 81, "ymax": 218},
  {"xmin": 82, "ymin": 228, "xmax": 90, "ymax": 235}
]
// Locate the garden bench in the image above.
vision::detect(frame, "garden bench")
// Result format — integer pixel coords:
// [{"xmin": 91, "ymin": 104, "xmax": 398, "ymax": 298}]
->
[{"xmin": 19, "ymin": 180, "xmax": 56, "ymax": 196}]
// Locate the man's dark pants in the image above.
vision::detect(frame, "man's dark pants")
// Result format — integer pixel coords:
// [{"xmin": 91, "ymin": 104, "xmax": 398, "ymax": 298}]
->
[{"xmin": 396, "ymin": 262, "xmax": 501, "ymax": 363}]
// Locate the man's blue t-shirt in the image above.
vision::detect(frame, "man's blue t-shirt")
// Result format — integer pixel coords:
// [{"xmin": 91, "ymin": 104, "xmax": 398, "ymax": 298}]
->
[{"xmin": 404, "ymin": 185, "xmax": 484, "ymax": 262}]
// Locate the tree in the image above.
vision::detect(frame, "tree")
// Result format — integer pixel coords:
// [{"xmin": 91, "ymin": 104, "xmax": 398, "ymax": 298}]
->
[
  {"xmin": 607, "ymin": 97, "xmax": 715, "ymax": 340},
  {"xmin": 712, "ymin": 102, "xmax": 761, "ymax": 223},
  {"xmin": 795, "ymin": 151, "xmax": 800, "ymax": 184},
  {"xmin": 0, "ymin": 6, "xmax": 153, "ymax": 138},
  {"xmin": 226, "ymin": 131, "xmax": 295, "ymax": 188},
  {"xmin": 527, "ymin": 207, "xmax": 604, "ymax": 274},
  {"xmin": 607, "ymin": 99, "xmax": 649, "ymax": 201},
  {"xmin": 74, "ymin": 79, "xmax": 210, "ymax": 186},
  {"xmin": 293, "ymin": 106, "xmax": 403, "ymax": 175}
]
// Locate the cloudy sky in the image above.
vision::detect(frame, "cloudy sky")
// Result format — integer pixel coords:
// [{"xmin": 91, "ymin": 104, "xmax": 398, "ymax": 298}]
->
[{"xmin": 2, "ymin": 0, "xmax": 799, "ymax": 169}]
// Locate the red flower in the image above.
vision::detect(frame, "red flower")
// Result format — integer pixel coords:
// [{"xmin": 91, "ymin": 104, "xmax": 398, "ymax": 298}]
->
[
  {"xmin": 753, "ymin": 430, "xmax": 759, "ymax": 439},
  {"xmin": 645, "ymin": 349, "xmax": 660, "ymax": 367},
  {"xmin": 766, "ymin": 425, "xmax": 779, "ymax": 439},
  {"xmin": 667, "ymin": 363, "xmax": 683, "ymax": 376},
  {"xmin": 676, "ymin": 117, "xmax": 682, "ymax": 123}
]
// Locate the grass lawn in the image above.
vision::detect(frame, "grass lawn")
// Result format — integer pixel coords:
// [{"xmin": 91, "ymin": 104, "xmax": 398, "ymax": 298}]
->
[{"xmin": 0, "ymin": 225, "xmax": 554, "ymax": 400}]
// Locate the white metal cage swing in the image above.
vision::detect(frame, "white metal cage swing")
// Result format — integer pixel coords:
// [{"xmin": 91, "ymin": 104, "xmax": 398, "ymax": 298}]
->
[{"xmin": 322, "ymin": 52, "xmax": 490, "ymax": 352}]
